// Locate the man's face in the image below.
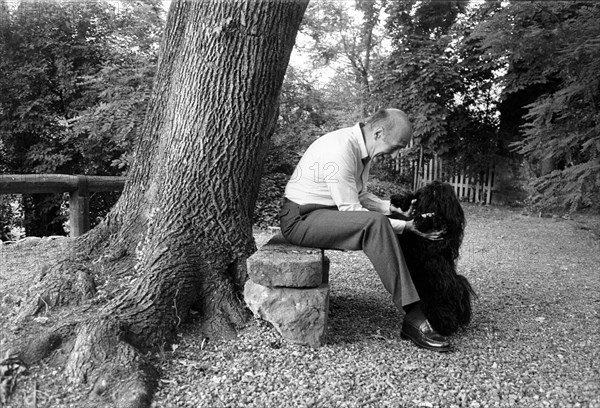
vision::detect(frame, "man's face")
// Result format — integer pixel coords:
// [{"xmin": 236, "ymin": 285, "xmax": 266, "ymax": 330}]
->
[{"xmin": 371, "ymin": 127, "xmax": 411, "ymax": 163}]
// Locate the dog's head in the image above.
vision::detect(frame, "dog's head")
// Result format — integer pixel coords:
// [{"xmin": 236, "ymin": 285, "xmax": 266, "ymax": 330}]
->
[{"xmin": 390, "ymin": 181, "xmax": 465, "ymax": 259}]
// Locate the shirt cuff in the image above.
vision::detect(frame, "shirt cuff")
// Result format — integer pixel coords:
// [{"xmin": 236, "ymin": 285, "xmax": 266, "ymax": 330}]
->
[{"xmin": 389, "ymin": 218, "xmax": 406, "ymax": 234}]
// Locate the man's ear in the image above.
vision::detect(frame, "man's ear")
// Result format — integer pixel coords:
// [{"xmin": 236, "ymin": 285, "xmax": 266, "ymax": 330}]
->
[{"xmin": 374, "ymin": 128, "xmax": 384, "ymax": 140}]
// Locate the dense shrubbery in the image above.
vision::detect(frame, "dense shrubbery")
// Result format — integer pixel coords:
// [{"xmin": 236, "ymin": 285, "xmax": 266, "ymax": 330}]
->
[
  {"xmin": 0, "ymin": 195, "xmax": 20, "ymax": 240},
  {"xmin": 252, "ymin": 64, "xmax": 346, "ymax": 229},
  {"xmin": 0, "ymin": 0, "xmax": 163, "ymax": 238},
  {"xmin": 474, "ymin": 2, "xmax": 600, "ymax": 212},
  {"xmin": 2, "ymin": 0, "xmax": 598, "ymax": 238},
  {"xmin": 253, "ymin": 172, "xmax": 290, "ymax": 230}
]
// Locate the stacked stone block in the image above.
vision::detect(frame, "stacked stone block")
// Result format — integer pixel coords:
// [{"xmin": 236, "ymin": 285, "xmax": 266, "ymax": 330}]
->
[{"xmin": 244, "ymin": 233, "xmax": 330, "ymax": 347}]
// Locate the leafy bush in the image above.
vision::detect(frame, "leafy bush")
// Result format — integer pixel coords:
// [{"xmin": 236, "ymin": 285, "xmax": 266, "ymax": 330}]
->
[
  {"xmin": 528, "ymin": 163, "xmax": 600, "ymax": 214},
  {"xmin": 254, "ymin": 173, "xmax": 289, "ymax": 230},
  {"xmin": 367, "ymin": 177, "xmax": 412, "ymax": 200},
  {"xmin": 476, "ymin": 2, "xmax": 600, "ymax": 213},
  {"xmin": 0, "ymin": 195, "xmax": 22, "ymax": 241},
  {"xmin": 0, "ymin": 1, "xmax": 162, "ymax": 234}
]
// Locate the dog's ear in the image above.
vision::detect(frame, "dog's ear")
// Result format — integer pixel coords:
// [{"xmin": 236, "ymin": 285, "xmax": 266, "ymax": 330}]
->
[{"xmin": 390, "ymin": 189, "xmax": 415, "ymax": 212}]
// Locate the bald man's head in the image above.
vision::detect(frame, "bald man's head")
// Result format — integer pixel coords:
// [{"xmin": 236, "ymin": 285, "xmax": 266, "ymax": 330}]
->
[
  {"xmin": 364, "ymin": 108, "xmax": 413, "ymax": 163},
  {"xmin": 366, "ymin": 108, "xmax": 411, "ymax": 140}
]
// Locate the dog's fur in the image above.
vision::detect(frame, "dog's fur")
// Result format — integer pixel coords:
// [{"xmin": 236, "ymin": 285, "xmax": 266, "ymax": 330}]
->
[{"xmin": 389, "ymin": 181, "xmax": 476, "ymax": 335}]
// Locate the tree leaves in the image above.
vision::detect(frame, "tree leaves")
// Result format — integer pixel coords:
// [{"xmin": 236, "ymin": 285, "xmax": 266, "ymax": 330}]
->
[
  {"xmin": 0, "ymin": 0, "xmax": 164, "ymax": 233},
  {"xmin": 375, "ymin": 0, "xmax": 498, "ymax": 172},
  {"xmin": 494, "ymin": 2, "xmax": 600, "ymax": 212},
  {"xmin": 0, "ymin": 0, "xmax": 163, "ymax": 175},
  {"xmin": 376, "ymin": 0, "xmax": 599, "ymax": 211}
]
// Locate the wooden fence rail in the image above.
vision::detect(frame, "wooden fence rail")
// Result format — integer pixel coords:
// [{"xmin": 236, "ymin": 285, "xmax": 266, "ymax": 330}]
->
[{"xmin": 0, "ymin": 174, "xmax": 126, "ymax": 237}]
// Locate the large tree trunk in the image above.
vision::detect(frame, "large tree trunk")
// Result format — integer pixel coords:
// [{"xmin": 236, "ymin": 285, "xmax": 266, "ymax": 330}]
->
[{"xmin": 9, "ymin": 1, "xmax": 308, "ymax": 406}]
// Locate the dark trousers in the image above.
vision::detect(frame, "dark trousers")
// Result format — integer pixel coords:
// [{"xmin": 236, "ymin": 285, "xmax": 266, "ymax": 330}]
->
[{"xmin": 279, "ymin": 199, "xmax": 420, "ymax": 309}]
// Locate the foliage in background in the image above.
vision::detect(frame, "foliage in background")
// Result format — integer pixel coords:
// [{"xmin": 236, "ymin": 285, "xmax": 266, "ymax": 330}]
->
[
  {"xmin": 299, "ymin": 0, "xmax": 388, "ymax": 117},
  {"xmin": 70, "ymin": 0, "xmax": 163, "ymax": 173},
  {"xmin": 475, "ymin": 1, "xmax": 600, "ymax": 212},
  {"xmin": 253, "ymin": 65, "xmax": 343, "ymax": 229},
  {"xmin": 255, "ymin": 0, "xmax": 399, "ymax": 228},
  {"xmin": 375, "ymin": 0, "xmax": 505, "ymax": 175},
  {"xmin": 2, "ymin": 0, "xmax": 599, "ymax": 236},
  {"xmin": 376, "ymin": 0, "xmax": 464, "ymax": 153},
  {"xmin": 447, "ymin": 1, "xmax": 508, "ymax": 168},
  {"xmin": 0, "ymin": 0, "xmax": 163, "ymax": 237}
]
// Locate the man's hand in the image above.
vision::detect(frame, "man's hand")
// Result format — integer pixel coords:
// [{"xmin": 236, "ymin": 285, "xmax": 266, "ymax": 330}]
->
[
  {"xmin": 390, "ymin": 198, "xmax": 417, "ymax": 219},
  {"xmin": 405, "ymin": 213, "xmax": 446, "ymax": 241}
]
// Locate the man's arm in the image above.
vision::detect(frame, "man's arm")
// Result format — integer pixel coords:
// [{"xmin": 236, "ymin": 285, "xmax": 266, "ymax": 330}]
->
[
  {"xmin": 359, "ymin": 191, "xmax": 390, "ymax": 213},
  {"xmin": 359, "ymin": 192, "xmax": 407, "ymax": 234},
  {"xmin": 325, "ymin": 151, "xmax": 369, "ymax": 212}
]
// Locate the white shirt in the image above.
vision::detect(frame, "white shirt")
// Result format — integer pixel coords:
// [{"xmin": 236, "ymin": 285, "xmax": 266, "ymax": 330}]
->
[{"xmin": 284, "ymin": 123, "xmax": 406, "ymax": 234}]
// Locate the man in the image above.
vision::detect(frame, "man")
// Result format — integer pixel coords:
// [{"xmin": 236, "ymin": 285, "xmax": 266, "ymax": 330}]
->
[{"xmin": 279, "ymin": 108, "xmax": 451, "ymax": 352}]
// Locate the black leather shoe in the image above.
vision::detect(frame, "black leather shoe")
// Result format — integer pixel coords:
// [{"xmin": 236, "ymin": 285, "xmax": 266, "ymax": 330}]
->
[{"xmin": 401, "ymin": 305, "xmax": 453, "ymax": 352}]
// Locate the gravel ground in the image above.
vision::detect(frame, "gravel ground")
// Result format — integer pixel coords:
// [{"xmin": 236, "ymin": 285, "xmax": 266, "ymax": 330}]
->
[
  {"xmin": 1, "ymin": 204, "xmax": 599, "ymax": 407},
  {"xmin": 151, "ymin": 205, "xmax": 600, "ymax": 408}
]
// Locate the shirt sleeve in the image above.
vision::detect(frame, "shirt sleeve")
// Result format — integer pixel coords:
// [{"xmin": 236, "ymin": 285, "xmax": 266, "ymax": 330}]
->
[
  {"xmin": 314, "ymin": 134, "xmax": 407, "ymax": 234},
  {"xmin": 324, "ymin": 149, "xmax": 369, "ymax": 212},
  {"xmin": 359, "ymin": 193, "xmax": 391, "ymax": 213},
  {"xmin": 389, "ymin": 218, "xmax": 406, "ymax": 234}
]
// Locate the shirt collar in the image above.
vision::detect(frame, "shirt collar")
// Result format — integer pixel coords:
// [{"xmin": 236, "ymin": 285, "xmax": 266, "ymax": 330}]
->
[{"xmin": 352, "ymin": 123, "xmax": 369, "ymax": 161}]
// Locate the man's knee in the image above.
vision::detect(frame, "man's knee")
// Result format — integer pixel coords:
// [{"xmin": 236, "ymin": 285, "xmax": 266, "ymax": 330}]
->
[
  {"xmin": 364, "ymin": 211, "xmax": 390, "ymax": 225},
  {"xmin": 363, "ymin": 212, "xmax": 395, "ymax": 235}
]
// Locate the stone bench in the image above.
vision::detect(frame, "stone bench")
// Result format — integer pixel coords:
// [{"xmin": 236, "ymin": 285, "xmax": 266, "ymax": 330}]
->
[{"xmin": 244, "ymin": 233, "xmax": 330, "ymax": 348}]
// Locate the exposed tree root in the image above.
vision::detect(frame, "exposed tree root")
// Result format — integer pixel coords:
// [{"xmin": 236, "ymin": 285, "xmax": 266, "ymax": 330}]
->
[
  {"xmin": 18, "ymin": 261, "xmax": 97, "ymax": 321},
  {"xmin": 17, "ymin": 221, "xmax": 140, "ymax": 323},
  {"xmin": 65, "ymin": 315, "xmax": 158, "ymax": 408},
  {"xmin": 7, "ymin": 237, "xmax": 251, "ymax": 407},
  {"xmin": 4, "ymin": 0, "xmax": 309, "ymax": 404},
  {"xmin": 5, "ymin": 204, "xmax": 254, "ymax": 408}
]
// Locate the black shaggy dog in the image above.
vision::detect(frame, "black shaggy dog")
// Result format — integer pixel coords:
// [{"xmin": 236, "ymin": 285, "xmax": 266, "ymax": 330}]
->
[{"xmin": 389, "ymin": 181, "xmax": 476, "ymax": 336}]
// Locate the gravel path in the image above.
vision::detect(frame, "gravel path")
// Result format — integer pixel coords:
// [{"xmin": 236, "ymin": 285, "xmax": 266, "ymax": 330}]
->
[
  {"xmin": 151, "ymin": 206, "xmax": 600, "ymax": 408},
  {"xmin": 1, "ymin": 205, "xmax": 598, "ymax": 407}
]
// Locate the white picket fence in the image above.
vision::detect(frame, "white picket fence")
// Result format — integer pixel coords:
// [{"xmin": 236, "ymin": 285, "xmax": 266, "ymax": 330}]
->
[{"xmin": 392, "ymin": 155, "xmax": 495, "ymax": 204}]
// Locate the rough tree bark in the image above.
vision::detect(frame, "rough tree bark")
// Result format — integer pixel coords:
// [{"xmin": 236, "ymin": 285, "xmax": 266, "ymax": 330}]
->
[{"xmin": 8, "ymin": 1, "xmax": 308, "ymax": 406}]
